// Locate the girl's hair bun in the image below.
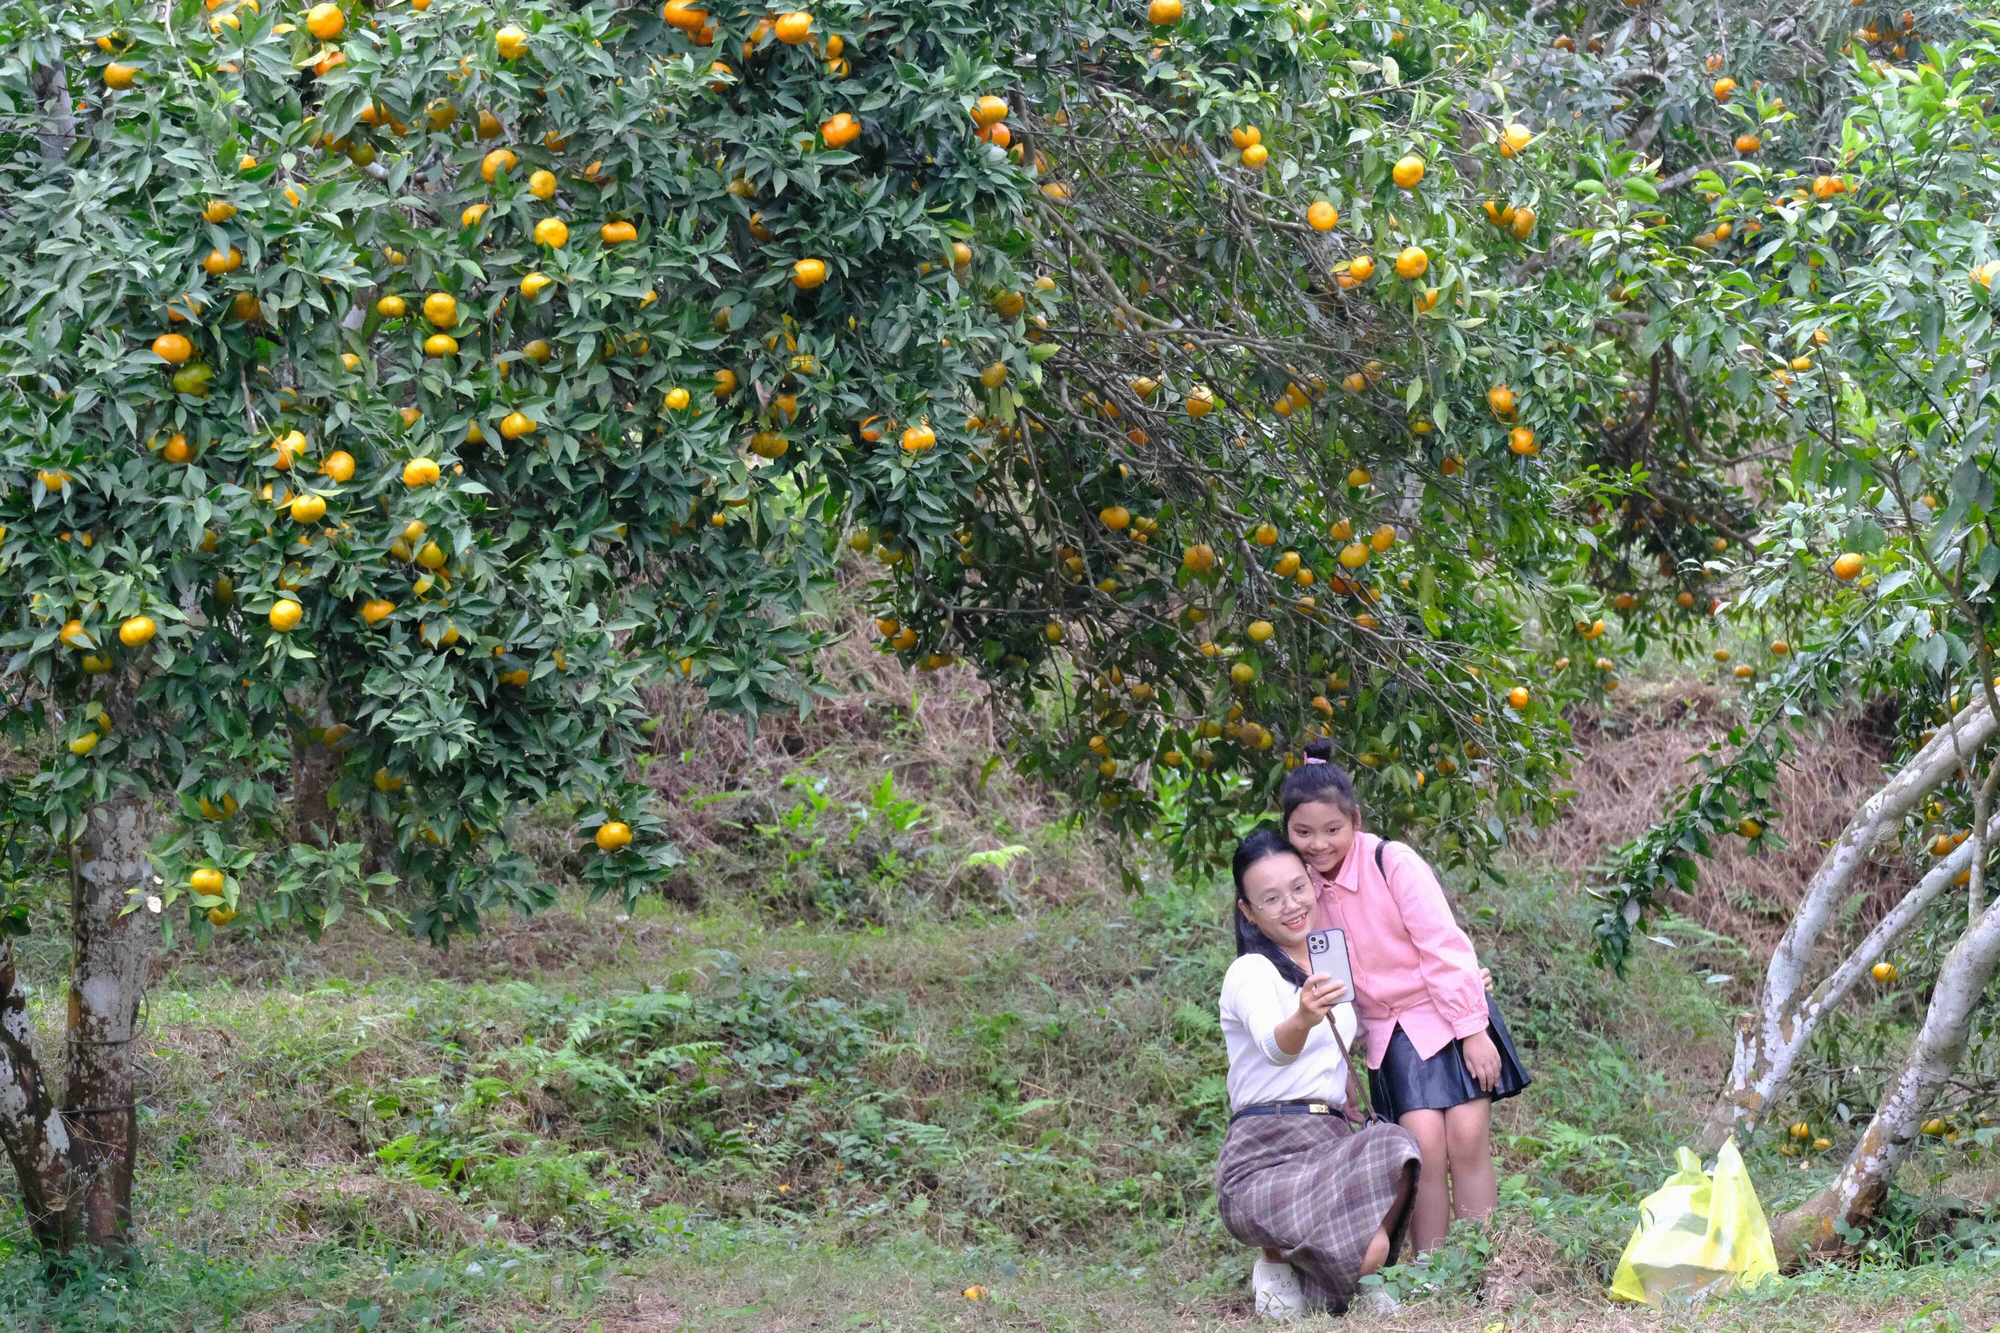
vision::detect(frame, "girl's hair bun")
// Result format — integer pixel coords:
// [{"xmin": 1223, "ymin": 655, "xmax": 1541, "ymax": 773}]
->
[{"xmin": 1279, "ymin": 742, "xmax": 1360, "ymax": 824}]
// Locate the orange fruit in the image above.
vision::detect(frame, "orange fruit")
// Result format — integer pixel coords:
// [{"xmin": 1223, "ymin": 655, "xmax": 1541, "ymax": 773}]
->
[
  {"xmin": 792, "ymin": 257, "xmax": 829, "ymax": 288},
  {"xmin": 151, "ymin": 333, "xmax": 193, "ymax": 364},
  {"xmin": 1391, "ymin": 154, "xmax": 1424, "ymax": 188},
  {"xmin": 533, "ymin": 217, "xmax": 569, "ymax": 248},
  {"xmin": 1395, "ymin": 246, "xmax": 1428, "ymax": 279},
  {"xmin": 972, "ymin": 95, "xmax": 1009, "ymax": 127},
  {"xmin": 822, "ymin": 111, "xmax": 861, "ymax": 147},
  {"xmin": 496, "ymin": 24, "xmax": 528, "ymax": 59},
  {"xmin": 269, "ymin": 599, "xmax": 304, "ymax": 633},
  {"xmin": 104, "ymin": 64, "xmax": 138, "ymax": 89},
  {"xmin": 306, "ymin": 3, "xmax": 345, "ymax": 39},
  {"xmin": 480, "ymin": 148, "xmax": 517, "ymax": 182},
  {"xmin": 1348, "ymin": 255, "xmax": 1375, "ymax": 281},
  {"xmin": 1832, "ymin": 552, "xmax": 1864, "ymax": 580},
  {"xmin": 1307, "ymin": 200, "xmax": 1338, "ymax": 231},
  {"xmin": 774, "ymin": 11, "xmax": 812, "ymax": 43},
  {"xmin": 663, "ymin": 1, "xmax": 707, "ymax": 31},
  {"xmin": 1498, "ymin": 123, "xmax": 1531, "ymax": 157}
]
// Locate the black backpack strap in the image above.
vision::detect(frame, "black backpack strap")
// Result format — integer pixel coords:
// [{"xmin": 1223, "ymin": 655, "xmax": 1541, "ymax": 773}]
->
[{"xmin": 1374, "ymin": 837, "xmax": 1388, "ymax": 876}]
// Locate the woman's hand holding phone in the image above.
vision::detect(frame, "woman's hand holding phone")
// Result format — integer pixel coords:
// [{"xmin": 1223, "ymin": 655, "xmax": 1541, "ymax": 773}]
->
[{"xmin": 1294, "ymin": 973, "xmax": 1349, "ymax": 1024}]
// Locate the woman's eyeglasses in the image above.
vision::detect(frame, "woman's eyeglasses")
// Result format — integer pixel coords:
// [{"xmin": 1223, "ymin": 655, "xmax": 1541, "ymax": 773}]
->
[{"xmin": 1250, "ymin": 881, "xmax": 1315, "ymax": 913}]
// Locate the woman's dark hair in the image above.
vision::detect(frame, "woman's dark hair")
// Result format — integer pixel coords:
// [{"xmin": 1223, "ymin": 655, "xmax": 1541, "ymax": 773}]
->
[
  {"xmin": 1232, "ymin": 826, "xmax": 1309, "ymax": 986},
  {"xmin": 1277, "ymin": 738, "xmax": 1362, "ymax": 827}
]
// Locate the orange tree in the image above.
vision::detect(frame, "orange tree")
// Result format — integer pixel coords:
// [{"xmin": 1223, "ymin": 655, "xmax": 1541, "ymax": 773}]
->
[
  {"xmin": 876, "ymin": 0, "xmax": 1770, "ymax": 870},
  {"xmin": 0, "ymin": 0, "xmax": 1705, "ymax": 1253}
]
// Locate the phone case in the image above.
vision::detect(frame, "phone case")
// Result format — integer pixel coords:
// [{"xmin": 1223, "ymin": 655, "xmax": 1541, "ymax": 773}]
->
[{"xmin": 1304, "ymin": 927, "xmax": 1355, "ymax": 996}]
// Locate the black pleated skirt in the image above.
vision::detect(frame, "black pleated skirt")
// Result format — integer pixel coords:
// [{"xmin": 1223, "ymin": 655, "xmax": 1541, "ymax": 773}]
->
[{"xmin": 1367, "ymin": 993, "xmax": 1531, "ymax": 1122}]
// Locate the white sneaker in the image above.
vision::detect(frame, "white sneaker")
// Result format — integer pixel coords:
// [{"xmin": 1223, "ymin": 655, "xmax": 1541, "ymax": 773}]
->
[
  {"xmin": 1360, "ymin": 1285, "xmax": 1401, "ymax": 1315},
  {"xmin": 1252, "ymin": 1260, "xmax": 1304, "ymax": 1319}
]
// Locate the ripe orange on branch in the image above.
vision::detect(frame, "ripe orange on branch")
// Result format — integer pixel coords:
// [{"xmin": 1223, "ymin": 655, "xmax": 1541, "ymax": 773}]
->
[
  {"xmin": 663, "ymin": 1, "xmax": 707, "ymax": 31},
  {"xmin": 822, "ymin": 112, "xmax": 861, "ymax": 147}
]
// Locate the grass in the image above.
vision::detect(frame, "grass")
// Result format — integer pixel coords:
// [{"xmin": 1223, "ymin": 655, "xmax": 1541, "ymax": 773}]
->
[{"xmin": 2, "ymin": 662, "xmax": 1998, "ymax": 1330}]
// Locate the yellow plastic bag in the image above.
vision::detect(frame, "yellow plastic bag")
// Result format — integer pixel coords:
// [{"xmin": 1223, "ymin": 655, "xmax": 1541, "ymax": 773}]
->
[{"xmin": 1609, "ymin": 1138, "xmax": 1779, "ymax": 1305}]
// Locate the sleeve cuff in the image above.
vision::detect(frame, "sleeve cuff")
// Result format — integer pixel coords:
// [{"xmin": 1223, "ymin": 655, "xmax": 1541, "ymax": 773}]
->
[
  {"xmin": 1450, "ymin": 1011, "xmax": 1491, "ymax": 1041},
  {"xmin": 1254, "ymin": 1030, "xmax": 1299, "ymax": 1065}
]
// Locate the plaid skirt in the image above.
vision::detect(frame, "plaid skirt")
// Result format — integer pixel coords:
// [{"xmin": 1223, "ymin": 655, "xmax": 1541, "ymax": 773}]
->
[{"xmin": 1215, "ymin": 1113, "xmax": 1421, "ymax": 1313}]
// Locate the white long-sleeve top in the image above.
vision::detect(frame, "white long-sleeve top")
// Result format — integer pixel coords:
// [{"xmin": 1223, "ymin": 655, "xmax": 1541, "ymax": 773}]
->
[{"xmin": 1220, "ymin": 952, "xmax": 1354, "ymax": 1114}]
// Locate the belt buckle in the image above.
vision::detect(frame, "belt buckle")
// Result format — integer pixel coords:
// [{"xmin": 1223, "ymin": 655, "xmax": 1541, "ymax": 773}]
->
[{"xmin": 1309, "ymin": 1102, "xmax": 1330, "ymax": 1115}]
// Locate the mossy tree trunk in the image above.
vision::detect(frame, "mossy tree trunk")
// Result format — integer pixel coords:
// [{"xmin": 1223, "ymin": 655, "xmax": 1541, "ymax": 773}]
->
[
  {"xmin": 0, "ymin": 937, "xmax": 74, "ymax": 1252},
  {"xmin": 63, "ymin": 788, "xmax": 155, "ymax": 1251}
]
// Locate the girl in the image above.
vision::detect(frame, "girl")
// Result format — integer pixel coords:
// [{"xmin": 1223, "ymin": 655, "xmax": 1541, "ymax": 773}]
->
[
  {"xmin": 1215, "ymin": 828, "xmax": 1420, "ymax": 1317},
  {"xmin": 1280, "ymin": 740, "xmax": 1530, "ymax": 1255}
]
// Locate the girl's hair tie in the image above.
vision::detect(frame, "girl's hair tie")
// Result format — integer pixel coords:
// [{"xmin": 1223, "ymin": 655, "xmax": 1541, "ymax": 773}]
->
[{"xmin": 1302, "ymin": 755, "xmax": 1326, "ymax": 765}]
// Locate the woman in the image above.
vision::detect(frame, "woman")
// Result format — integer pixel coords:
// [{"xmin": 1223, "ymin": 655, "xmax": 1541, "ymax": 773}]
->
[{"xmin": 1216, "ymin": 828, "xmax": 1420, "ymax": 1317}]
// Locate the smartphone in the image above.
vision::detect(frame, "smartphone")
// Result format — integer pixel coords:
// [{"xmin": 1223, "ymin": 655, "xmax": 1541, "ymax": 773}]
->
[{"xmin": 1304, "ymin": 928, "xmax": 1355, "ymax": 1003}]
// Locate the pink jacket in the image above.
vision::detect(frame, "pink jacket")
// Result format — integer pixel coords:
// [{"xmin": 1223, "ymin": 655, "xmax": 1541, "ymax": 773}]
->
[{"xmin": 1308, "ymin": 832, "xmax": 1488, "ymax": 1070}]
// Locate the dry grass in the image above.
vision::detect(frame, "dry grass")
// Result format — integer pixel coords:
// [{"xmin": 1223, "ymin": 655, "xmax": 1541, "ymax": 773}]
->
[
  {"xmin": 1537, "ymin": 675, "xmax": 1905, "ymax": 958},
  {"xmin": 632, "ymin": 591, "xmax": 1126, "ymax": 918}
]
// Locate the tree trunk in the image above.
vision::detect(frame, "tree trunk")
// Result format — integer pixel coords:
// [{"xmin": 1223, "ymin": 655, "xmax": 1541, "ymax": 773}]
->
[
  {"xmin": 29, "ymin": 56, "xmax": 76, "ymax": 163},
  {"xmin": 0, "ymin": 936, "xmax": 74, "ymax": 1253},
  {"xmin": 291, "ymin": 735, "xmax": 339, "ymax": 848},
  {"xmin": 1701, "ymin": 698, "xmax": 1998, "ymax": 1150},
  {"xmin": 1772, "ymin": 891, "xmax": 2000, "ymax": 1261},
  {"xmin": 64, "ymin": 791, "xmax": 155, "ymax": 1252},
  {"xmin": 1699, "ymin": 807, "xmax": 1995, "ymax": 1150}
]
